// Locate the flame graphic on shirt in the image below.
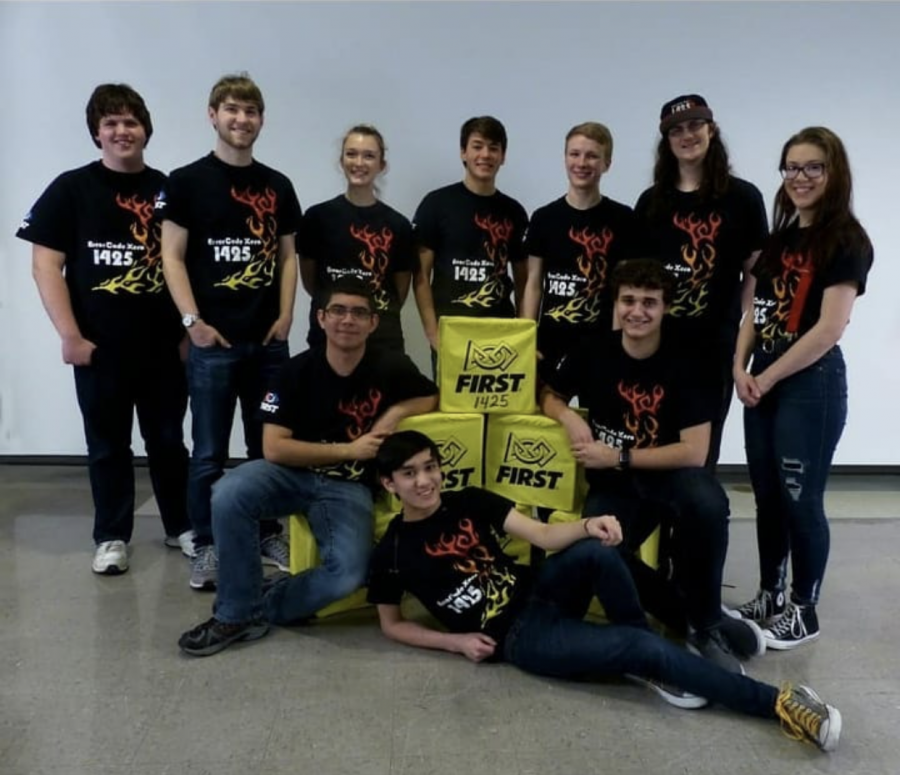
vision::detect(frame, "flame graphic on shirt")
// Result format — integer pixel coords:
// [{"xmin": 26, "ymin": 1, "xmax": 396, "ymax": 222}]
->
[
  {"xmin": 618, "ymin": 381, "xmax": 665, "ymax": 447},
  {"xmin": 214, "ymin": 187, "xmax": 278, "ymax": 291},
  {"xmin": 351, "ymin": 224, "xmax": 394, "ymax": 312},
  {"xmin": 337, "ymin": 388, "xmax": 383, "ymax": 440},
  {"xmin": 546, "ymin": 226, "xmax": 615, "ymax": 324},
  {"xmin": 670, "ymin": 212, "xmax": 723, "ymax": 318},
  {"xmin": 425, "ymin": 518, "xmax": 516, "ymax": 625},
  {"xmin": 760, "ymin": 249, "xmax": 813, "ymax": 342},
  {"xmin": 454, "ymin": 214, "xmax": 515, "ymax": 309},
  {"xmin": 92, "ymin": 194, "xmax": 164, "ymax": 295}
]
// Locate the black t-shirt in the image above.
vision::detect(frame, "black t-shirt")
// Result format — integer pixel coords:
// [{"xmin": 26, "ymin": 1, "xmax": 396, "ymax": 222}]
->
[
  {"xmin": 367, "ymin": 488, "xmax": 530, "ymax": 642},
  {"xmin": 300, "ymin": 195, "xmax": 414, "ymax": 349},
  {"xmin": 541, "ymin": 331, "xmax": 714, "ymax": 488},
  {"xmin": 16, "ymin": 161, "xmax": 181, "ymax": 349},
  {"xmin": 634, "ymin": 177, "xmax": 768, "ymax": 347},
  {"xmin": 525, "ymin": 195, "xmax": 637, "ymax": 364},
  {"xmin": 158, "ymin": 153, "xmax": 303, "ymax": 343},
  {"xmin": 752, "ymin": 224, "xmax": 873, "ymax": 348},
  {"xmin": 413, "ymin": 182, "xmax": 528, "ymax": 319},
  {"xmin": 258, "ymin": 346, "xmax": 437, "ymax": 482}
]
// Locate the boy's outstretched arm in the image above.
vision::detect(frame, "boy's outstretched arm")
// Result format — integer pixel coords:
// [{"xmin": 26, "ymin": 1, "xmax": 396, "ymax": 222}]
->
[
  {"xmin": 502, "ymin": 508, "xmax": 622, "ymax": 553},
  {"xmin": 376, "ymin": 604, "xmax": 496, "ymax": 663}
]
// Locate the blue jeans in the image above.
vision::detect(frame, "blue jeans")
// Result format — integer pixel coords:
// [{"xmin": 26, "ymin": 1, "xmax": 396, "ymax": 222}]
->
[
  {"xmin": 212, "ymin": 460, "xmax": 374, "ymax": 624},
  {"xmin": 583, "ymin": 468, "xmax": 730, "ymax": 632},
  {"xmin": 744, "ymin": 346, "xmax": 848, "ymax": 605},
  {"xmin": 186, "ymin": 339, "xmax": 289, "ymax": 544},
  {"xmin": 74, "ymin": 345, "xmax": 189, "ymax": 543},
  {"xmin": 503, "ymin": 541, "xmax": 777, "ymax": 717}
]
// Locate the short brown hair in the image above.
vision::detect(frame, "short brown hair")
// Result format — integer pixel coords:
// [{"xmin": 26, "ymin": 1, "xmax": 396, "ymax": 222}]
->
[
  {"xmin": 565, "ymin": 122, "xmax": 613, "ymax": 163},
  {"xmin": 208, "ymin": 73, "xmax": 264, "ymax": 113},
  {"xmin": 460, "ymin": 116, "xmax": 507, "ymax": 153},
  {"xmin": 86, "ymin": 84, "xmax": 153, "ymax": 149},
  {"xmin": 610, "ymin": 259, "xmax": 676, "ymax": 305}
]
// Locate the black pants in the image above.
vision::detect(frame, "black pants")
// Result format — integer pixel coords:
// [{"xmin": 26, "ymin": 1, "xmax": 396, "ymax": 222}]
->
[{"xmin": 73, "ymin": 344, "xmax": 189, "ymax": 544}]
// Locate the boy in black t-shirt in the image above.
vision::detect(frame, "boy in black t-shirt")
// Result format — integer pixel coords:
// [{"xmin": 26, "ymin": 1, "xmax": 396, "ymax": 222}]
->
[
  {"xmin": 412, "ymin": 117, "xmax": 528, "ymax": 361},
  {"xmin": 541, "ymin": 259, "xmax": 761, "ymax": 675},
  {"xmin": 160, "ymin": 74, "xmax": 304, "ymax": 591},
  {"xmin": 178, "ymin": 278, "xmax": 438, "ymax": 657},
  {"xmin": 366, "ymin": 430, "xmax": 842, "ymax": 753},
  {"xmin": 17, "ymin": 84, "xmax": 191, "ymax": 575},
  {"xmin": 522, "ymin": 122, "xmax": 638, "ymax": 368}
]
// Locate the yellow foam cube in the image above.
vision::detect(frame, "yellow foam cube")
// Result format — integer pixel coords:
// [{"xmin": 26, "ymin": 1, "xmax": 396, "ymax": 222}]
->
[{"xmin": 438, "ymin": 316, "xmax": 537, "ymax": 415}]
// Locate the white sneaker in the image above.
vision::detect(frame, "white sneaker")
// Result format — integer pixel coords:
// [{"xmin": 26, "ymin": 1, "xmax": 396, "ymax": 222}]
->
[
  {"xmin": 92, "ymin": 540, "xmax": 129, "ymax": 575},
  {"xmin": 165, "ymin": 530, "xmax": 197, "ymax": 558}
]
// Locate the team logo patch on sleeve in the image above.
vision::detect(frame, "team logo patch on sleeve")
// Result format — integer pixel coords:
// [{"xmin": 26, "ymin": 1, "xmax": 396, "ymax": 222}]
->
[{"xmin": 260, "ymin": 391, "xmax": 280, "ymax": 414}]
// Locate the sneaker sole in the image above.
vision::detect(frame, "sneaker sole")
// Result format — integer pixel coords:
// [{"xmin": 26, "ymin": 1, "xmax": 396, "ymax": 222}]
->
[
  {"xmin": 92, "ymin": 564, "xmax": 128, "ymax": 575},
  {"xmin": 763, "ymin": 630, "xmax": 820, "ymax": 651},
  {"xmin": 189, "ymin": 579, "xmax": 217, "ymax": 591},
  {"xmin": 821, "ymin": 704, "xmax": 842, "ymax": 752},
  {"xmin": 260, "ymin": 555, "xmax": 290, "ymax": 572},
  {"xmin": 625, "ymin": 675, "xmax": 709, "ymax": 710},
  {"xmin": 179, "ymin": 622, "xmax": 270, "ymax": 657}
]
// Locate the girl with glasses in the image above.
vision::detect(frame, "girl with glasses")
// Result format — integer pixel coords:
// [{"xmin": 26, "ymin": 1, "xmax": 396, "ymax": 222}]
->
[{"xmin": 729, "ymin": 127, "xmax": 874, "ymax": 649}]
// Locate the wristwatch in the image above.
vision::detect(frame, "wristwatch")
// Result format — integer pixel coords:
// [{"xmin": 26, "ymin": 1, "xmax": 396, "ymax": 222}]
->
[
  {"xmin": 617, "ymin": 448, "xmax": 631, "ymax": 471},
  {"xmin": 182, "ymin": 313, "xmax": 200, "ymax": 329}
]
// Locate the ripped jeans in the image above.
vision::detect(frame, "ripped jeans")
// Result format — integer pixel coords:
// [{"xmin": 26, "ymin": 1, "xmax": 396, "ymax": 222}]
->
[{"xmin": 743, "ymin": 346, "xmax": 847, "ymax": 605}]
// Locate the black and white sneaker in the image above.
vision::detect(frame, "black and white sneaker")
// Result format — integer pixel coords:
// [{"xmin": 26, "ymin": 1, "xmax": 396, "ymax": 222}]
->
[
  {"xmin": 178, "ymin": 616, "xmax": 270, "ymax": 657},
  {"xmin": 625, "ymin": 675, "xmax": 708, "ymax": 709},
  {"xmin": 724, "ymin": 589, "xmax": 786, "ymax": 624},
  {"xmin": 763, "ymin": 601, "xmax": 819, "ymax": 650}
]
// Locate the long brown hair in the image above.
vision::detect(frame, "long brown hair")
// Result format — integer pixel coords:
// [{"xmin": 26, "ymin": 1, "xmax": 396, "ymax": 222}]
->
[
  {"xmin": 759, "ymin": 127, "xmax": 871, "ymax": 275},
  {"xmin": 646, "ymin": 125, "xmax": 732, "ymax": 219}
]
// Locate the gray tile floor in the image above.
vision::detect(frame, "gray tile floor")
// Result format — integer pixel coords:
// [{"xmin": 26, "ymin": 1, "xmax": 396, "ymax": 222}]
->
[{"xmin": 1, "ymin": 465, "xmax": 898, "ymax": 775}]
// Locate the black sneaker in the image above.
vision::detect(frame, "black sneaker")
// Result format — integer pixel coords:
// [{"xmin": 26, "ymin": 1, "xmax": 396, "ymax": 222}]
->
[
  {"xmin": 178, "ymin": 616, "xmax": 270, "ymax": 657},
  {"xmin": 725, "ymin": 589, "xmax": 786, "ymax": 624},
  {"xmin": 625, "ymin": 675, "xmax": 709, "ymax": 709},
  {"xmin": 687, "ymin": 626, "xmax": 745, "ymax": 675},
  {"xmin": 718, "ymin": 615, "xmax": 766, "ymax": 659},
  {"xmin": 775, "ymin": 683, "xmax": 841, "ymax": 752},
  {"xmin": 763, "ymin": 601, "xmax": 819, "ymax": 650}
]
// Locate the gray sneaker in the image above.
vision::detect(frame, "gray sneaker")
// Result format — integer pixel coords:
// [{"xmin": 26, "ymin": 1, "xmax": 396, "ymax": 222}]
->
[
  {"xmin": 189, "ymin": 544, "xmax": 218, "ymax": 591},
  {"xmin": 687, "ymin": 626, "xmax": 745, "ymax": 675},
  {"xmin": 259, "ymin": 534, "xmax": 290, "ymax": 572}
]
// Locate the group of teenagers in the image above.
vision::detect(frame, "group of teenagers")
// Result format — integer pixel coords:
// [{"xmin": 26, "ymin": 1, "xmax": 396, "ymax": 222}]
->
[{"xmin": 17, "ymin": 73, "xmax": 874, "ymax": 754}]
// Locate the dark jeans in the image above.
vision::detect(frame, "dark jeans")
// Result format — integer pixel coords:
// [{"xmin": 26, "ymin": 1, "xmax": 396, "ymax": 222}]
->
[
  {"xmin": 583, "ymin": 468, "xmax": 730, "ymax": 632},
  {"xmin": 503, "ymin": 541, "xmax": 777, "ymax": 717},
  {"xmin": 706, "ymin": 340, "xmax": 737, "ymax": 472},
  {"xmin": 744, "ymin": 346, "xmax": 847, "ymax": 605},
  {"xmin": 212, "ymin": 460, "xmax": 374, "ymax": 624},
  {"xmin": 73, "ymin": 344, "xmax": 189, "ymax": 544},
  {"xmin": 186, "ymin": 339, "xmax": 289, "ymax": 546}
]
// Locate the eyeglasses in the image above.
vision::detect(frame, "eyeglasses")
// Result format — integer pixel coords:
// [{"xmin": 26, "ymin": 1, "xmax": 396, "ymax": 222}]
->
[
  {"xmin": 324, "ymin": 304, "xmax": 373, "ymax": 321},
  {"xmin": 667, "ymin": 119, "xmax": 709, "ymax": 138},
  {"xmin": 781, "ymin": 163, "xmax": 826, "ymax": 180}
]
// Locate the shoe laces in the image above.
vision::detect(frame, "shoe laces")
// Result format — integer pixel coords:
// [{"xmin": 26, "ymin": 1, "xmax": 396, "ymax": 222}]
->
[
  {"xmin": 775, "ymin": 683, "xmax": 823, "ymax": 745},
  {"xmin": 193, "ymin": 546, "xmax": 216, "ymax": 571},
  {"xmin": 768, "ymin": 601, "xmax": 805, "ymax": 639},
  {"xmin": 261, "ymin": 536, "xmax": 289, "ymax": 562},
  {"xmin": 738, "ymin": 590, "xmax": 773, "ymax": 620}
]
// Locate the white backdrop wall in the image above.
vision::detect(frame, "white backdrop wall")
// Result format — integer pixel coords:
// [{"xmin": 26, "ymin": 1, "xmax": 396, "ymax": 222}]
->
[{"xmin": 2, "ymin": 1, "xmax": 898, "ymax": 464}]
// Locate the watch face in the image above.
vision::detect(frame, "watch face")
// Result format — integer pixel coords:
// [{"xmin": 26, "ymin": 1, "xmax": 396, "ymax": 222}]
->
[{"xmin": 182, "ymin": 314, "xmax": 197, "ymax": 327}]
